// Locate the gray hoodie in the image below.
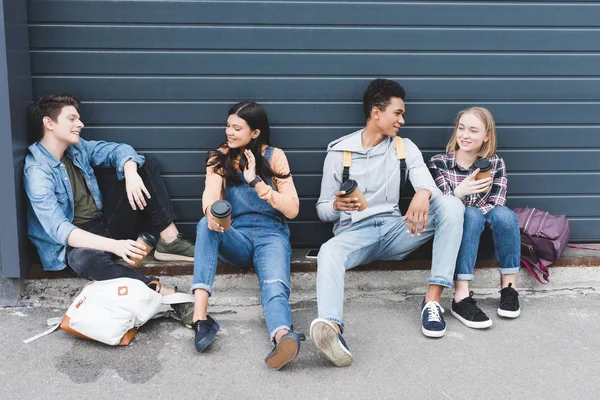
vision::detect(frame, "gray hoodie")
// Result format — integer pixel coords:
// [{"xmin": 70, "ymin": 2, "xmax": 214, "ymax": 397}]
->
[{"xmin": 316, "ymin": 129, "xmax": 442, "ymax": 235}]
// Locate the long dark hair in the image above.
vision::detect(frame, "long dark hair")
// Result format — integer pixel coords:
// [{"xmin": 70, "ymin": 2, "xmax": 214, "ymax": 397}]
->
[{"xmin": 207, "ymin": 101, "xmax": 291, "ymax": 185}]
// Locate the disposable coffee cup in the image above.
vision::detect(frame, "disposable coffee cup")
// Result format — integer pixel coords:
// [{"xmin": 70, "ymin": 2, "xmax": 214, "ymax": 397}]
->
[
  {"xmin": 474, "ymin": 159, "xmax": 492, "ymax": 191},
  {"xmin": 211, "ymin": 200, "xmax": 232, "ymax": 231},
  {"xmin": 340, "ymin": 179, "xmax": 368, "ymax": 211},
  {"xmin": 131, "ymin": 232, "xmax": 157, "ymax": 267}
]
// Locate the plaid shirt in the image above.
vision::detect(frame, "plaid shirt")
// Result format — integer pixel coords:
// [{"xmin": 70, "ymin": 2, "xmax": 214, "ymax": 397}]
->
[{"xmin": 427, "ymin": 152, "xmax": 508, "ymax": 214}]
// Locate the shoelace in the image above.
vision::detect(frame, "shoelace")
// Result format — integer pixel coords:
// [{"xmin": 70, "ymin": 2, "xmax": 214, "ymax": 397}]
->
[
  {"xmin": 424, "ymin": 301, "xmax": 444, "ymax": 322},
  {"xmin": 462, "ymin": 292, "xmax": 483, "ymax": 315},
  {"xmin": 177, "ymin": 234, "xmax": 194, "ymax": 246},
  {"xmin": 499, "ymin": 283, "xmax": 519, "ymax": 308}
]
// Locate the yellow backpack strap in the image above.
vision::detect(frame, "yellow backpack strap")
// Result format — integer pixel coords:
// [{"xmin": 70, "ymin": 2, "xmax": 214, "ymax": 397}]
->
[
  {"xmin": 394, "ymin": 136, "xmax": 406, "ymax": 160},
  {"xmin": 342, "ymin": 151, "xmax": 352, "ymax": 182},
  {"xmin": 394, "ymin": 136, "xmax": 408, "ymax": 194}
]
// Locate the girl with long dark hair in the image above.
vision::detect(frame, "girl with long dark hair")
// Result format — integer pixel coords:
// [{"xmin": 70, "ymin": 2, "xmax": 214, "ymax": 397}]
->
[{"xmin": 190, "ymin": 101, "xmax": 304, "ymax": 369}]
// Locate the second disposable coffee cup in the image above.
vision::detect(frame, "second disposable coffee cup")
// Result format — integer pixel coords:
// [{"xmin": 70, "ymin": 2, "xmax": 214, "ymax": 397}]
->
[
  {"xmin": 211, "ymin": 200, "xmax": 232, "ymax": 231},
  {"xmin": 474, "ymin": 159, "xmax": 492, "ymax": 191},
  {"xmin": 340, "ymin": 179, "xmax": 368, "ymax": 211},
  {"xmin": 131, "ymin": 232, "xmax": 157, "ymax": 267}
]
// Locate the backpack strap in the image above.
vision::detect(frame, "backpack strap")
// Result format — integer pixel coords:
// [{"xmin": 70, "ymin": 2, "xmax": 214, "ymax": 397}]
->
[
  {"xmin": 342, "ymin": 137, "xmax": 407, "ymax": 192},
  {"xmin": 566, "ymin": 243, "xmax": 600, "ymax": 251},
  {"xmin": 394, "ymin": 136, "xmax": 407, "ymax": 194},
  {"xmin": 520, "ymin": 257, "xmax": 549, "ymax": 284},
  {"xmin": 342, "ymin": 151, "xmax": 352, "ymax": 182}
]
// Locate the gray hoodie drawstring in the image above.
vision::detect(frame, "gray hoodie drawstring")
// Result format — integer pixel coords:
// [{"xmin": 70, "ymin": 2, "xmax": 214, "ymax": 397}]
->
[
  {"xmin": 385, "ymin": 138, "xmax": 392, "ymax": 201},
  {"xmin": 365, "ymin": 152, "xmax": 369, "ymax": 193}
]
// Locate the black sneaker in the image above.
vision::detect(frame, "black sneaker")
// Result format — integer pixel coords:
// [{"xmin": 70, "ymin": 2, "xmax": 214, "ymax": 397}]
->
[
  {"xmin": 193, "ymin": 315, "xmax": 220, "ymax": 352},
  {"xmin": 497, "ymin": 283, "xmax": 521, "ymax": 318},
  {"xmin": 265, "ymin": 330, "xmax": 306, "ymax": 370},
  {"xmin": 451, "ymin": 292, "xmax": 493, "ymax": 329}
]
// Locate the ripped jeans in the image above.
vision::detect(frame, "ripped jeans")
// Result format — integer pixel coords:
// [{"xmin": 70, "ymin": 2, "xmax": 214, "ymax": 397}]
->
[{"xmin": 192, "ymin": 215, "xmax": 292, "ymax": 343}]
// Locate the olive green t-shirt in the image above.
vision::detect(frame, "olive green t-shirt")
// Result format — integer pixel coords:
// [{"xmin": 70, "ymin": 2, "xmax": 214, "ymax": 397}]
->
[{"xmin": 61, "ymin": 155, "xmax": 98, "ymax": 226}]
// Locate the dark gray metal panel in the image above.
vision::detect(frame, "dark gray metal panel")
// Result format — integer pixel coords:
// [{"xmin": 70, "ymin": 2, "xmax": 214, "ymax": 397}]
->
[
  {"xmin": 26, "ymin": 1, "xmax": 600, "ymax": 26},
  {"xmin": 82, "ymin": 126, "xmax": 600, "ymax": 150},
  {"xmin": 160, "ymin": 174, "xmax": 600, "ymax": 199},
  {"xmin": 170, "ymin": 197, "xmax": 600, "ymax": 222},
  {"xmin": 0, "ymin": 0, "xmax": 32, "ymax": 278},
  {"xmin": 28, "ymin": 25, "xmax": 600, "ymax": 51},
  {"xmin": 31, "ymin": 52, "xmax": 600, "ymax": 77},
  {"xmin": 168, "ymin": 219, "xmax": 600, "ymax": 245},
  {"xmin": 67, "ymin": 102, "xmax": 600, "ymax": 125},
  {"xmin": 31, "ymin": 77, "xmax": 600, "ymax": 101},
  {"xmin": 138, "ymin": 150, "xmax": 600, "ymax": 174},
  {"xmin": 26, "ymin": 0, "xmax": 600, "ymax": 243}
]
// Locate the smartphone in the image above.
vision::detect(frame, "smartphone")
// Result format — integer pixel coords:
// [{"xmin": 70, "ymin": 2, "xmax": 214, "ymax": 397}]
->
[{"xmin": 305, "ymin": 249, "xmax": 319, "ymax": 259}]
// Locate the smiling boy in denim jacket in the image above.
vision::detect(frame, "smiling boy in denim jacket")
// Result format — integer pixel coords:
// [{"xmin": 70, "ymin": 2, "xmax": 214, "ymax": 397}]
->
[{"xmin": 24, "ymin": 94, "xmax": 194, "ymax": 324}]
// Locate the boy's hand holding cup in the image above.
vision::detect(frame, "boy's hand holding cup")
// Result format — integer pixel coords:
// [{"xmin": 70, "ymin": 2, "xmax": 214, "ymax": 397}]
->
[
  {"xmin": 334, "ymin": 179, "xmax": 368, "ymax": 212},
  {"xmin": 129, "ymin": 232, "xmax": 157, "ymax": 267}
]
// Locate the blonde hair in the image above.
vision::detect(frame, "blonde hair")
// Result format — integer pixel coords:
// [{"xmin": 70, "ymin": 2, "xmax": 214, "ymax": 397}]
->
[{"xmin": 446, "ymin": 107, "xmax": 497, "ymax": 158}]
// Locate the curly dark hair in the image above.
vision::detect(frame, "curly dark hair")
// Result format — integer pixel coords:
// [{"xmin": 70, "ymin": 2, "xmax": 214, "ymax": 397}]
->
[
  {"xmin": 362, "ymin": 79, "xmax": 406, "ymax": 120},
  {"xmin": 28, "ymin": 94, "xmax": 80, "ymax": 144},
  {"xmin": 206, "ymin": 101, "xmax": 291, "ymax": 186}
]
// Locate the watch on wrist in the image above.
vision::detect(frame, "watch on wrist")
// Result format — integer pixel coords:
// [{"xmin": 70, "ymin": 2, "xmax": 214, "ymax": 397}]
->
[{"xmin": 249, "ymin": 176, "xmax": 262, "ymax": 188}]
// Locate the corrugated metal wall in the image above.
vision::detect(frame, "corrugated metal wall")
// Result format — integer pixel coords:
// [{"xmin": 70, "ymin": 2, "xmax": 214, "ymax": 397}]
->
[{"xmin": 28, "ymin": 0, "xmax": 600, "ymax": 245}]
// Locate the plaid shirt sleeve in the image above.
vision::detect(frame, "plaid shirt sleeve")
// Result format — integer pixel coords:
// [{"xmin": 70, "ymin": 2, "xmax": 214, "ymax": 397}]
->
[
  {"xmin": 427, "ymin": 154, "xmax": 455, "ymax": 196},
  {"xmin": 479, "ymin": 156, "xmax": 508, "ymax": 214}
]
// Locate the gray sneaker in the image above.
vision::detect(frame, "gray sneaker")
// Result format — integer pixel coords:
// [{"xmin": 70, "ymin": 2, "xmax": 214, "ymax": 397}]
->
[
  {"xmin": 154, "ymin": 234, "xmax": 194, "ymax": 262},
  {"xmin": 171, "ymin": 302, "xmax": 195, "ymax": 329}
]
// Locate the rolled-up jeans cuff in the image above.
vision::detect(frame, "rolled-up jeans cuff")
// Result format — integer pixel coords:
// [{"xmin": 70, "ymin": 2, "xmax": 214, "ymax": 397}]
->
[
  {"xmin": 499, "ymin": 267, "xmax": 520, "ymax": 275},
  {"xmin": 427, "ymin": 279, "xmax": 453, "ymax": 289},
  {"xmin": 455, "ymin": 274, "xmax": 474, "ymax": 281},
  {"xmin": 325, "ymin": 317, "xmax": 345, "ymax": 334},
  {"xmin": 191, "ymin": 283, "xmax": 212, "ymax": 296},
  {"xmin": 270, "ymin": 325, "xmax": 291, "ymax": 345}
]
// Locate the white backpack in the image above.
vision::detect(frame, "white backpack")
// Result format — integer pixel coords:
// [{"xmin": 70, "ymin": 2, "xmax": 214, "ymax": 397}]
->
[{"xmin": 25, "ymin": 278, "xmax": 194, "ymax": 346}]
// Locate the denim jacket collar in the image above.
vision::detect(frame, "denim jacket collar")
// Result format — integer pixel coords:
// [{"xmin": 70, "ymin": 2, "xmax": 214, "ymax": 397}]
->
[
  {"xmin": 31, "ymin": 143, "xmax": 95, "ymax": 179},
  {"xmin": 29, "ymin": 142, "xmax": 62, "ymax": 168}
]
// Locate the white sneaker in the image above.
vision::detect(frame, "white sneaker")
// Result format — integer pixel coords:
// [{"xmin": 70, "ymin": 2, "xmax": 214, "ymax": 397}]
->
[{"xmin": 309, "ymin": 318, "xmax": 353, "ymax": 367}]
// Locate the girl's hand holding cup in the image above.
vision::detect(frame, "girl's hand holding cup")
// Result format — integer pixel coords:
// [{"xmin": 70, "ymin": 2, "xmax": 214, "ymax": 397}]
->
[
  {"xmin": 453, "ymin": 168, "xmax": 492, "ymax": 200},
  {"xmin": 209, "ymin": 200, "xmax": 232, "ymax": 232},
  {"xmin": 207, "ymin": 212, "xmax": 225, "ymax": 233}
]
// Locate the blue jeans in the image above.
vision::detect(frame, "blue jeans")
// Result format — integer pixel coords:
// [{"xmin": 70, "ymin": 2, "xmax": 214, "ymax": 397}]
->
[
  {"xmin": 455, "ymin": 206, "xmax": 520, "ymax": 281},
  {"xmin": 317, "ymin": 195, "xmax": 464, "ymax": 332},
  {"xmin": 192, "ymin": 216, "xmax": 292, "ymax": 343}
]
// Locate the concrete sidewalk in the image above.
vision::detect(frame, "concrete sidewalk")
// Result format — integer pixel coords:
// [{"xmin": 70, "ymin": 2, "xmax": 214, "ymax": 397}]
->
[
  {"xmin": 20, "ymin": 244, "xmax": 600, "ymax": 308},
  {"xmin": 2, "ymin": 289, "xmax": 600, "ymax": 399},
  {"xmin": 21, "ymin": 264, "xmax": 600, "ymax": 309}
]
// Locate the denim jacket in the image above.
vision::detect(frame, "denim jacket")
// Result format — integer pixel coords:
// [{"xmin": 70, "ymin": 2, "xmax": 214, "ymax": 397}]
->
[{"xmin": 24, "ymin": 139, "xmax": 145, "ymax": 271}]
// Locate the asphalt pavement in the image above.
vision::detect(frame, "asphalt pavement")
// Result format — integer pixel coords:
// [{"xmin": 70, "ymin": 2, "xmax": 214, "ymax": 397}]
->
[{"xmin": 1, "ymin": 289, "xmax": 600, "ymax": 399}]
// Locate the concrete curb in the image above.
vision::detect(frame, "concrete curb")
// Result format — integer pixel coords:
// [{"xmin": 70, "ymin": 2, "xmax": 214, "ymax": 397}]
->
[{"xmin": 21, "ymin": 266, "xmax": 600, "ymax": 308}]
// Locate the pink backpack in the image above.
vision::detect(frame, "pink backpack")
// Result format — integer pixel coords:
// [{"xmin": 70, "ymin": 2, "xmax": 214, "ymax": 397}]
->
[{"xmin": 513, "ymin": 207, "xmax": 570, "ymax": 284}]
